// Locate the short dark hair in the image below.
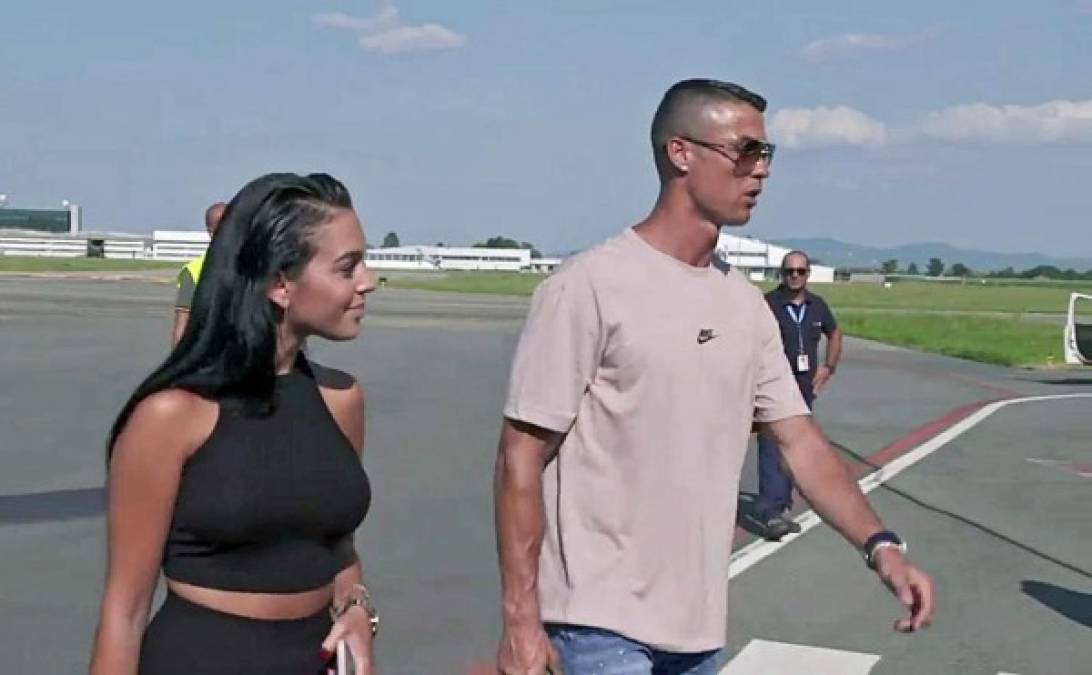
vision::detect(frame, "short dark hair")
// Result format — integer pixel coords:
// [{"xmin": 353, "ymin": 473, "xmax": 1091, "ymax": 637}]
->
[
  {"xmin": 781, "ymin": 250, "xmax": 811, "ymax": 269},
  {"xmin": 650, "ymin": 79, "xmax": 767, "ymax": 157}
]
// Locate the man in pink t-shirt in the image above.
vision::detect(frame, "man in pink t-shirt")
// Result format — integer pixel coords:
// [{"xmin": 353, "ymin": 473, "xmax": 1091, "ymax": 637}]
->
[{"xmin": 494, "ymin": 78, "xmax": 935, "ymax": 675}]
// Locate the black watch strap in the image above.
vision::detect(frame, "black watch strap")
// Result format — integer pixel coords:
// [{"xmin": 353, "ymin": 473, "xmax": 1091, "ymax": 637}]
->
[{"xmin": 862, "ymin": 530, "xmax": 906, "ymax": 568}]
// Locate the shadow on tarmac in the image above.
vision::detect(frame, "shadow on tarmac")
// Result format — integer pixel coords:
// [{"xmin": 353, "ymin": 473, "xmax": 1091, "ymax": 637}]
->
[
  {"xmin": 0, "ymin": 487, "xmax": 104, "ymax": 525},
  {"xmin": 1021, "ymin": 580, "xmax": 1092, "ymax": 628},
  {"xmin": 1016, "ymin": 377, "xmax": 1092, "ymax": 386}
]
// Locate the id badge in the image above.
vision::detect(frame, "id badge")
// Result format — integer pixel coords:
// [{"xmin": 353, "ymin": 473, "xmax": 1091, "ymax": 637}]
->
[{"xmin": 796, "ymin": 354, "xmax": 810, "ymax": 372}]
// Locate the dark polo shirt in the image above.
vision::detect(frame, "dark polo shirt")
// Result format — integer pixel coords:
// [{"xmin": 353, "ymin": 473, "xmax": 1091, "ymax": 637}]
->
[{"xmin": 764, "ymin": 285, "xmax": 838, "ymax": 386}]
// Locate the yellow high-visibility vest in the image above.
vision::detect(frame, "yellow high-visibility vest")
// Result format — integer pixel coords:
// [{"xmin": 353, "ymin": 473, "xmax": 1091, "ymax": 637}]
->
[{"xmin": 178, "ymin": 253, "xmax": 206, "ymax": 287}]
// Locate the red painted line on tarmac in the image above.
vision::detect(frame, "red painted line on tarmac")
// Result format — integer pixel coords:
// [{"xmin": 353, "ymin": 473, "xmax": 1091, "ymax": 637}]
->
[
  {"xmin": 733, "ymin": 395, "xmax": 1012, "ymax": 548},
  {"xmin": 854, "ymin": 397, "xmax": 1004, "ymax": 471},
  {"xmin": 1070, "ymin": 461, "xmax": 1092, "ymax": 477}
]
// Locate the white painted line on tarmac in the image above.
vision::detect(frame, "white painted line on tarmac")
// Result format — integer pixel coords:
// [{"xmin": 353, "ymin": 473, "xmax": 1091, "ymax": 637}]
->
[
  {"xmin": 722, "ymin": 393, "xmax": 1092, "ymax": 673},
  {"xmin": 1025, "ymin": 457, "xmax": 1092, "ymax": 479},
  {"xmin": 728, "ymin": 393, "xmax": 1092, "ymax": 579},
  {"xmin": 722, "ymin": 639, "xmax": 1024, "ymax": 675},
  {"xmin": 722, "ymin": 639, "xmax": 880, "ymax": 674}
]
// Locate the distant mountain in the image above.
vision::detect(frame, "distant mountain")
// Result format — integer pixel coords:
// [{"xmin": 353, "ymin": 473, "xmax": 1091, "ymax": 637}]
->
[{"xmin": 771, "ymin": 238, "xmax": 1092, "ymax": 273}]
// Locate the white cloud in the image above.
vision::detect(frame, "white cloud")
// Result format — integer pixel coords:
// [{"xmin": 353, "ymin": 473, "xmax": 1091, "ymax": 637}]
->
[
  {"xmin": 314, "ymin": 9, "xmax": 398, "ymax": 33},
  {"xmin": 920, "ymin": 100, "xmax": 1092, "ymax": 143},
  {"xmin": 314, "ymin": 6, "xmax": 465, "ymax": 55},
  {"xmin": 358, "ymin": 23, "xmax": 466, "ymax": 55},
  {"xmin": 771, "ymin": 106, "xmax": 888, "ymax": 149},
  {"xmin": 803, "ymin": 27, "xmax": 944, "ymax": 62}
]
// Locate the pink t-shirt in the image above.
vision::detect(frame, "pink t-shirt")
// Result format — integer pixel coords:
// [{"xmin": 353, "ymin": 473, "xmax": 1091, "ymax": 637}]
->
[{"xmin": 504, "ymin": 228, "xmax": 809, "ymax": 652}]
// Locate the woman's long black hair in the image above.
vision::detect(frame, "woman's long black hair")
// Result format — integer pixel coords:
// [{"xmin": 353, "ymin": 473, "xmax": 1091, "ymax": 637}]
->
[{"xmin": 107, "ymin": 172, "xmax": 353, "ymax": 459}]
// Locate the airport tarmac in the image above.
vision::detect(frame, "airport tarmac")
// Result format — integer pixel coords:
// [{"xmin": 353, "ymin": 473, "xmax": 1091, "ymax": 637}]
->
[{"xmin": 1, "ymin": 277, "xmax": 1089, "ymax": 674}]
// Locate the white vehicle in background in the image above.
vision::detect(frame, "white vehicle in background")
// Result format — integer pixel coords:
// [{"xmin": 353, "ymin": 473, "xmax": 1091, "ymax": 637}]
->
[{"xmin": 1063, "ymin": 292, "xmax": 1092, "ymax": 365}]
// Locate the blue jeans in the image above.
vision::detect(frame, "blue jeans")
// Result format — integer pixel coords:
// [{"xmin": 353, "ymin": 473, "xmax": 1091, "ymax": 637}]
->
[
  {"xmin": 547, "ymin": 624, "xmax": 723, "ymax": 675},
  {"xmin": 756, "ymin": 379, "xmax": 814, "ymax": 519}
]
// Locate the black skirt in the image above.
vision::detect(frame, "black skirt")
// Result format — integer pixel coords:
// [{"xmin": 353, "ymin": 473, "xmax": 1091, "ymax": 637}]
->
[{"xmin": 139, "ymin": 591, "xmax": 333, "ymax": 674}]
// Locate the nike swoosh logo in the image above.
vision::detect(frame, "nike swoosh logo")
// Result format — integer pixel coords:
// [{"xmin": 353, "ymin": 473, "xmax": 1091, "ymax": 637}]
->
[{"xmin": 697, "ymin": 329, "xmax": 717, "ymax": 344}]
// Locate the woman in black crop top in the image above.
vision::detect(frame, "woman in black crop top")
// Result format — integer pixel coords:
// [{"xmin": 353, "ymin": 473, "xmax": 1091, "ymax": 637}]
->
[{"xmin": 90, "ymin": 173, "xmax": 378, "ymax": 675}]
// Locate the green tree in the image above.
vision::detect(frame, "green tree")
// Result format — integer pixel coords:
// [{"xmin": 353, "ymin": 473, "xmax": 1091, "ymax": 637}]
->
[
  {"xmin": 476, "ymin": 236, "xmax": 541, "ymax": 258},
  {"xmin": 906, "ymin": 262, "xmax": 920, "ymax": 275},
  {"xmin": 382, "ymin": 231, "xmax": 400, "ymax": 248},
  {"xmin": 881, "ymin": 259, "xmax": 899, "ymax": 274},
  {"xmin": 927, "ymin": 257, "xmax": 944, "ymax": 277},
  {"xmin": 949, "ymin": 262, "xmax": 971, "ymax": 277},
  {"xmin": 1020, "ymin": 265, "xmax": 1061, "ymax": 279}
]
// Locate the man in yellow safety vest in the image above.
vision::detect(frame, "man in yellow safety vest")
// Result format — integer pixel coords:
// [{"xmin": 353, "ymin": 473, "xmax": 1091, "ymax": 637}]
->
[{"xmin": 171, "ymin": 201, "xmax": 226, "ymax": 345}]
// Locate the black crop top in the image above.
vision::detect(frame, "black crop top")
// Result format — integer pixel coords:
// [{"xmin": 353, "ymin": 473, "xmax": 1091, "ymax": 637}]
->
[{"xmin": 163, "ymin": 359, "xmax": 371, "ymax": 593}]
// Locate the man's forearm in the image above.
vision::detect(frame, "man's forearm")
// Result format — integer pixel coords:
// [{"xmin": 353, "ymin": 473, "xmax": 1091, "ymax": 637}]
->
[
  {"xmin": 171, "ymin": 309, "xmax": 189, "ymax": 346},
  {"xmin": 494, "ymin": 451, "xmax": 546, "ymax": 625},
  {"xmin": 825, "ymin": 330, "xmax": 843, "ymax": 370},
  {"xmin": 775, "ymin": 417, "xmax": 881, "ymax": 548}
]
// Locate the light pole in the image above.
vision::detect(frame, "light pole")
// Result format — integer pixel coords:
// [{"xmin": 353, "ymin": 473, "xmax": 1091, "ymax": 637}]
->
[{"xmin": 0, "ymin": 194, "xmax": 8, "ymax": 208}]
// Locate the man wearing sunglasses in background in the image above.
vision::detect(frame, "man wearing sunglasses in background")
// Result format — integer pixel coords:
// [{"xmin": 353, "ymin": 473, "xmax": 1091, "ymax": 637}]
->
[
  {"xmin": 494, "ymin": 79, "xmax": 931, "ymax": 675},
  {"xmin": 757, "ymin": 251, "xmax": 843, "ymax": 541}
]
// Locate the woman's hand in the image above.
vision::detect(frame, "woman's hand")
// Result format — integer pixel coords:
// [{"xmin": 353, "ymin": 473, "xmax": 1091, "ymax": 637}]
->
[{"xmin": 321, "ymin": 605, "xmax": 376, "ymax": 674}]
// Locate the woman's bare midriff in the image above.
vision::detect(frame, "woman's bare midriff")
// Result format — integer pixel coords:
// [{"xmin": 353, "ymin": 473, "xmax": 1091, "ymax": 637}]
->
[{"xmin": 166, "ymin": 578, "xmax": 333, "ymax": 620}]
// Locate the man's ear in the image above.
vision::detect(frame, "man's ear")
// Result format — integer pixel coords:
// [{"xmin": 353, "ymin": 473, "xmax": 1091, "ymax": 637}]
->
[
  {"xmin": 267, "ymin": 274, "xmax": 291, "ymax": 310},
  {"xmin": 666, "ymin": 137, "xmax": 691, "ymax": 173}
]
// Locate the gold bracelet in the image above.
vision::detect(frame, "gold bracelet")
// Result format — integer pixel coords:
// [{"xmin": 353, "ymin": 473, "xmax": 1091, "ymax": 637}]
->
[{"xmin": 330, "ymin": 583, "xmax": 379, "ymax": 636}]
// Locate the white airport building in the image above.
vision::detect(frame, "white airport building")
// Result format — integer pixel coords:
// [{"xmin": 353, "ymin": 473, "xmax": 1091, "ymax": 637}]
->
[
  {"xmin": 717, "ymin": 231, "xmax": 835, "ymax": 283},
  {"xmin": 1, "ymin": 222, "xmax": 824, "ymax": 281},
  {"xmin": 364, "ymin": 245, "xmax": 562, "ymax": 273},
  {"xmin": 0, "ymin": 227, "xmax": 564, "ymax": 273},
  {"xmin": 146, "ymin": 234, "xmax": 566, "ymax": 273}
]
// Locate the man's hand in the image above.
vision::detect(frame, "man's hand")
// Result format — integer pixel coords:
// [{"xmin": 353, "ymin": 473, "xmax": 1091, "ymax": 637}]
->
[
  {"xmin": 497, "ymin": 621, "xmax": 561, "ymax": 675},
  {"xmin": 811, "ymin": 364, "xmax": 833, "ymax": 396},
  {"xmin": 873, "ymin": 548, "xmax": 935, "ymax": 633}
]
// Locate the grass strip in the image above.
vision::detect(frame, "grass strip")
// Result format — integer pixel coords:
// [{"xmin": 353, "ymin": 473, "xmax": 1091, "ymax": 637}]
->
[
  {"xmin": 837, "ymin": 310, "xmax": 1063, "ymax": 367},
  {"xmin": 0, "ymin": 256, "xmax": 179, "ymax": 272}
]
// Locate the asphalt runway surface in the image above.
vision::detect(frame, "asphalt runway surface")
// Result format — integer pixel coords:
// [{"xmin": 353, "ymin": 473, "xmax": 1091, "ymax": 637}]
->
[{"xmin": 1, "ymin": 276, "xmax": 1089, "ymax": 674}]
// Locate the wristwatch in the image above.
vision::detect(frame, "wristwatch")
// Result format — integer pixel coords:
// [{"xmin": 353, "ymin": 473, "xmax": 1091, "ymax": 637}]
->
[{"xmin": 862, "ymin": 530, "xmax": 907, "ymax": 569}]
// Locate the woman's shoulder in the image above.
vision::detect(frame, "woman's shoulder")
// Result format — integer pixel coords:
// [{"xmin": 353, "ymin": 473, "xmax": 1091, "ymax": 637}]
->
[
  {"xmin": 307, "ymin": 360, "xmax": 364, "ymax": 405},
  {"xmin": 118, "ymin": 389, "xmax": 219, "ymax": 462},
  {"xmin": 134, "ymin": 388, "xmax": 212, "ymax": 416},
  {"xmin": 307, "ymin": 360, "xmax": 358, "ymax": 389},
  {"xmin": 306, "ymin": 360, "xmax": 365, "ymax": 452}
]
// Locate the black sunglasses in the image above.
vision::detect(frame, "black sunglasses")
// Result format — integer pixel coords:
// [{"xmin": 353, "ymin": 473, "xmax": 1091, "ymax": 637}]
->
[
  {"xmin": 681, "ymin": 136, "xmax": 776, "ymax": 165},
  {"xmin": 782, "ymin": 267, "xmax": 809, "ymax": 276}
]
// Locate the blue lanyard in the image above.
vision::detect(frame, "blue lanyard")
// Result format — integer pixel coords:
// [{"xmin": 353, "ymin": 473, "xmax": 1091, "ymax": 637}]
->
[{"xmin": 785, "ymin": 302, "xmax": 807, "ymax": 354}]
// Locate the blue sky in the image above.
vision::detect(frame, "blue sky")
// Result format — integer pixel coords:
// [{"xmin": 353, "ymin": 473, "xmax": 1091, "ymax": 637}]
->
[{"xmin": 2, "ymin": 1, "xmax": 1090, "ymax": 256}]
